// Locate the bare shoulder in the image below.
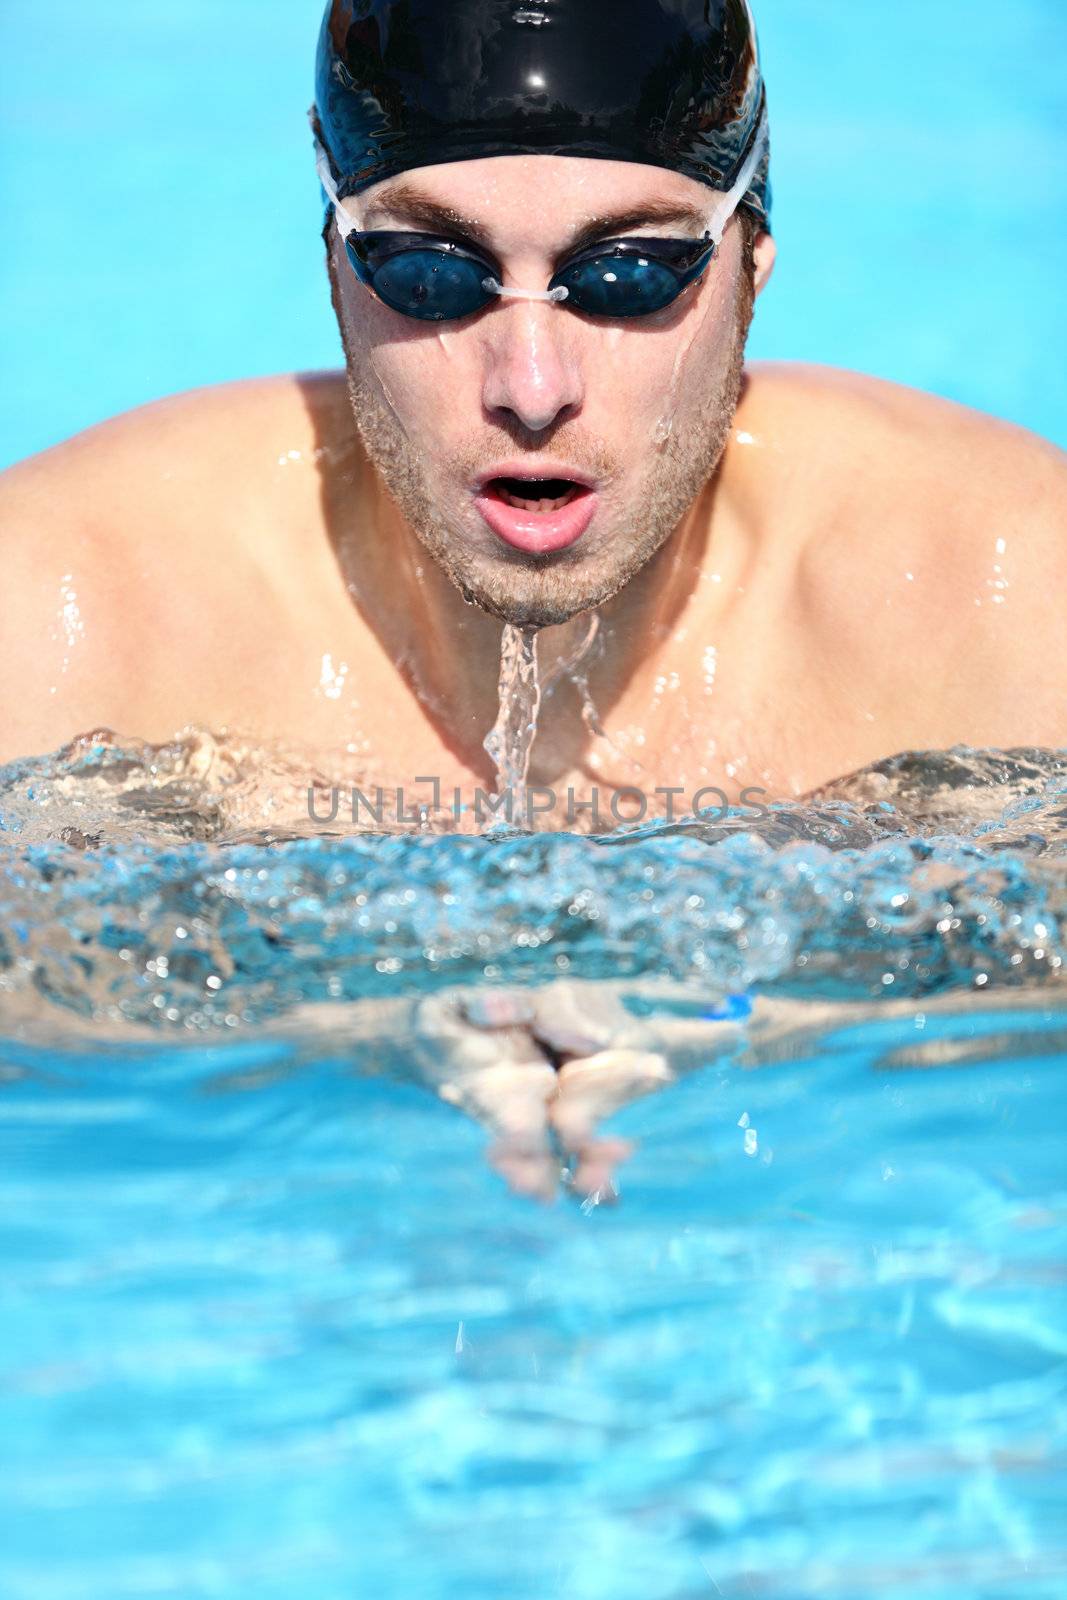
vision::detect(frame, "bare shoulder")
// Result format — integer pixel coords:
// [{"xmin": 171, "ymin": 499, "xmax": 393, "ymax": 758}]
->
[
  {"xmin": 0, "ymin": 370, "xmax": 355, "ymax": 527},
  {"xmin": 737, "ymin": 361, "xmax": 1066, "ymax": 575},
  {"xmin": 748, "ymin": 356, "xmax": 1062, "ymax": 464},
  {"xmin": 0, "ymin": 372, "xmax": 356, "ymax": 761},
  {"xmin": 740, "ymin": 360, "xmax": 1065, "ymax": 500},
  {"xmin": 735, "ymin": 363, "xmax": 1067, "ymax": 744}
]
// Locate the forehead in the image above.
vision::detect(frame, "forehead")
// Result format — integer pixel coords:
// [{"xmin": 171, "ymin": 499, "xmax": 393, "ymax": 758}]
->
[{"xmin": 359, "ymin": 153, "xmax": 713, "ymax": 232}]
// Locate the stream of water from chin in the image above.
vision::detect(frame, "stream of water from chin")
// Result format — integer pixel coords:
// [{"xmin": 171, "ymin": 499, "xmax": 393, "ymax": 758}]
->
[
  {"xmin": 482, "ymin": 619, "xmax": 608, "ymax": 823},
  {"xmin": 482, "ymin": 625, "xmax": 542, "ymax": 819}
]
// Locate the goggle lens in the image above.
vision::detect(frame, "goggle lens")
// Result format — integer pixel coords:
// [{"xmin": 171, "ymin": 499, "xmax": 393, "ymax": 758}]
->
[
  {"xmin": 344, "ymin": 233, "xmax": 715, "ymax": 322},
  {"xmin": 556, "ymin": 253, "xmax": 695, "ymax": 318},
  {"xmin": 345, "ymin": 237, "xmax": 493, "ymax": 321}
]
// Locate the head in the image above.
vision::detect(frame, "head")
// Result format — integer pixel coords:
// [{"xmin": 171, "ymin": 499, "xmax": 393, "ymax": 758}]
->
[{"xmin": 315, "ymin": 0, "xmax": 776, "ymax": 629}]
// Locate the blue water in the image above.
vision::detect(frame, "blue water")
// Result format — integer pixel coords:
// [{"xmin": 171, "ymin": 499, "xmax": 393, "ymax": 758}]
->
[
  {"xmin": 2, "ymin": 994, "xmax": 1066, "ymax": 1599},
  {"xmin": 2, "ymin": 1, "xmax": 1067, "ymax": 1595},
  {"xmin": 1, "ymin": 743, "xmax": 1066, "ymax": 1597}
]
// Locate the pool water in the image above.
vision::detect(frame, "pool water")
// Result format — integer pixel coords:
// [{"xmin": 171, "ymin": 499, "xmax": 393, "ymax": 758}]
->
[
  {"xmin": 2, "ymin": 0, "xmax": 1066, "ymax": 1595},
  {"xmin": 1, "ymin": 741, "xmax": 1066, "ymax": 1597},
  {"xmin": 1, "ymin": 995, "xmax": 1066, "ymax": 1600}
]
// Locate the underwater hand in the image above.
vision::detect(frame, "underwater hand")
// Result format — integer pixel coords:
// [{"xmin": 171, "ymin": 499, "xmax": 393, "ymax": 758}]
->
[
  {"xmin": 289, "ymin": 979, "xmax": 751, "ymax": 1201},
  {"xmin": 415, "ymin": 983, "xmax": 683, "ymax": 1204},
  {"xmin": 414, "ymin": 989, "xmax": 561, "ymax": 1201}
]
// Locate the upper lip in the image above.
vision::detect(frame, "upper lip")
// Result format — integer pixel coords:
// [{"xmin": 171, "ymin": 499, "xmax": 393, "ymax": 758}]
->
[{"xmin": 473, "ymin": 461, "xmax": 598, "ymax": 494}]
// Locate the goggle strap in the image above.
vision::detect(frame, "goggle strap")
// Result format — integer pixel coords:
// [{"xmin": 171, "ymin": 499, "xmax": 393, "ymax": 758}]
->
[
  {"xmin": 312, "ymin": 127, "xmax": 361, "ymax": 237},
  {"xmin": 482, "ymin": 278, "xmax": 570, "ymax": 304},
  {"xmin": 706, "ymin": 106, "xmax": 769, "ymax": 247}
]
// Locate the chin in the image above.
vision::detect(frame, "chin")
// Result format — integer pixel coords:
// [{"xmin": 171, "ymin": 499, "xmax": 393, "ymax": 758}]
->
[
  {"xmin": 449, "ymin": 547, "xmax": 644, "ymax": 631},
  {"xmin": 462, "ymin": 585, "xmax": 590, "ymax": 630}
]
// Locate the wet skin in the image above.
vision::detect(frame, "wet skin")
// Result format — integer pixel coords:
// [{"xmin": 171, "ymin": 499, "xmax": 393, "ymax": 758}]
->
[{"xmin": 1, "ymin": 358, "xmax": 1063, "ymax": 801}]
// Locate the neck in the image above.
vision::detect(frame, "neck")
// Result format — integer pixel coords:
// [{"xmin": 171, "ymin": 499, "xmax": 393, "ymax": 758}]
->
[{"xmin": 330, "ymin": 457, "xmax": 723, "ymax": 781}]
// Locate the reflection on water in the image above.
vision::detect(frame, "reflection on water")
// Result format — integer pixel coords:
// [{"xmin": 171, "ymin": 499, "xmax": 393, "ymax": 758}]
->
[{"xmin": 1, "ymin": 737, "xmax": 1065, "ymax": 1598}]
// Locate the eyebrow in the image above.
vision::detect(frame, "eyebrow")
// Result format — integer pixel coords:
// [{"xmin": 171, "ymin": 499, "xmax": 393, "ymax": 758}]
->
[{"xmin": 360, "ymin": 183, "xmax": 708, "ymax": 260}]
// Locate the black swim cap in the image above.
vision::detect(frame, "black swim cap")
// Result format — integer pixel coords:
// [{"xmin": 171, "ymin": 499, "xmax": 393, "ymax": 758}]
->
[{"xmin": 314, "ymin": 0, "xmax": 771, "ymax": 230}]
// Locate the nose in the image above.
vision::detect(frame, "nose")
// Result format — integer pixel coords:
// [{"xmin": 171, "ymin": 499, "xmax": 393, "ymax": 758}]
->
[{"xmin": 480, "ymin": 299, "xmax": 584, "ymax": 434}]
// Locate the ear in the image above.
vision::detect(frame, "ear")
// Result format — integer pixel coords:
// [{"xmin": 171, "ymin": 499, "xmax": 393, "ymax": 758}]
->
[{"xmin": 752, "ymin": 230, "xmax": 777, "ymax": 297}]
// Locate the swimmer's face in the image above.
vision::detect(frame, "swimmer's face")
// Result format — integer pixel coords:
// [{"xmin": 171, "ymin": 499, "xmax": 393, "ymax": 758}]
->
[{"xmin": 327, "ymin": 155, "xmax": 775, "ymax": 627}]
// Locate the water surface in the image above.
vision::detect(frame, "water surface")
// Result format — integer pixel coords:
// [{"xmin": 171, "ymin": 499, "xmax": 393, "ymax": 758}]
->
[{"xmin": 1, "ymin": 739, "xmax": 1065, "ymax": 1598}]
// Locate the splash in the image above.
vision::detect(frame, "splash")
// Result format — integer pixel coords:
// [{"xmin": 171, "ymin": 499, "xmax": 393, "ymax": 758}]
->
[
  {"xmin": 0, "ymin": 736, "xmax": 1064, "ymax": 1038},
  {"xmin": 482, "ymin": 625, "xmax": 542, "ymax": 818},
  {"xmin": 539, "ymin": 614, "xmax": 637, "ymax": 766}
]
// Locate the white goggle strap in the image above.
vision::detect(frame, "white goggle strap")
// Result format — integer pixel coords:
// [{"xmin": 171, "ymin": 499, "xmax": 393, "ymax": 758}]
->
[
  {"xmin": 705, "ymin": 105, "xmax": 769, "ymax": 248},
  {"xmin": 313, "ymin": 131, "xmax": 361, "ymax": 238},
  {"xmin": 482, "ymin": 280, "xmax": 570, "ymax": 303}
]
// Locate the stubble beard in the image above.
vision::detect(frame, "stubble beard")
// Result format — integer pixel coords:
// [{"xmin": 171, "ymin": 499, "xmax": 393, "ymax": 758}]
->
[{"xmin": 329, "ymin": 244, "xmax": 753, "ymax": 630}]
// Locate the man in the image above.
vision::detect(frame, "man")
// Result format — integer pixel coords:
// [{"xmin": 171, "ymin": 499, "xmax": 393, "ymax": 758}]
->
[
  {"xmin": 1, "ymin": 0, "xmax": 1063, "ymax": 810},
  {"xmin": 1, "ymin": 1, "xmax": 1063, "ymax": 1196}
]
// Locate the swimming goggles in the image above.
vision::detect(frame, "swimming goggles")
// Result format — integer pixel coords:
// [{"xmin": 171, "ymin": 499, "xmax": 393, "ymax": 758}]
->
[{"xmin": 314, "ymin": 116, "xmax": 767, "ymax": 325}]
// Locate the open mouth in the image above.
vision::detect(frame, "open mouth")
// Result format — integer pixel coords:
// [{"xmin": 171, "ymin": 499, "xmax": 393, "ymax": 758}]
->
[
  {"xmin": 489, "ymin": 476, "xmax": 583, "ymax": 513},
  {"xmin": 475, "ymin": 476, "xmax": 599, "ymax": 555}
]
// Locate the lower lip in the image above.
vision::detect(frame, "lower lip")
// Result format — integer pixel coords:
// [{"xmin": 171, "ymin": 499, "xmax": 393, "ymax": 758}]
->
[{"xmin": 474, "ymin": 485, "xmax": 599, "ymax": 554}]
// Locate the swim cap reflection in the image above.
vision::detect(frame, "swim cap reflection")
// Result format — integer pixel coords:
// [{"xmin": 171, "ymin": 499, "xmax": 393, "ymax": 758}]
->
[{"xmin": 314, "ymin": 0, "xmax": 771, "ymax": 230}]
